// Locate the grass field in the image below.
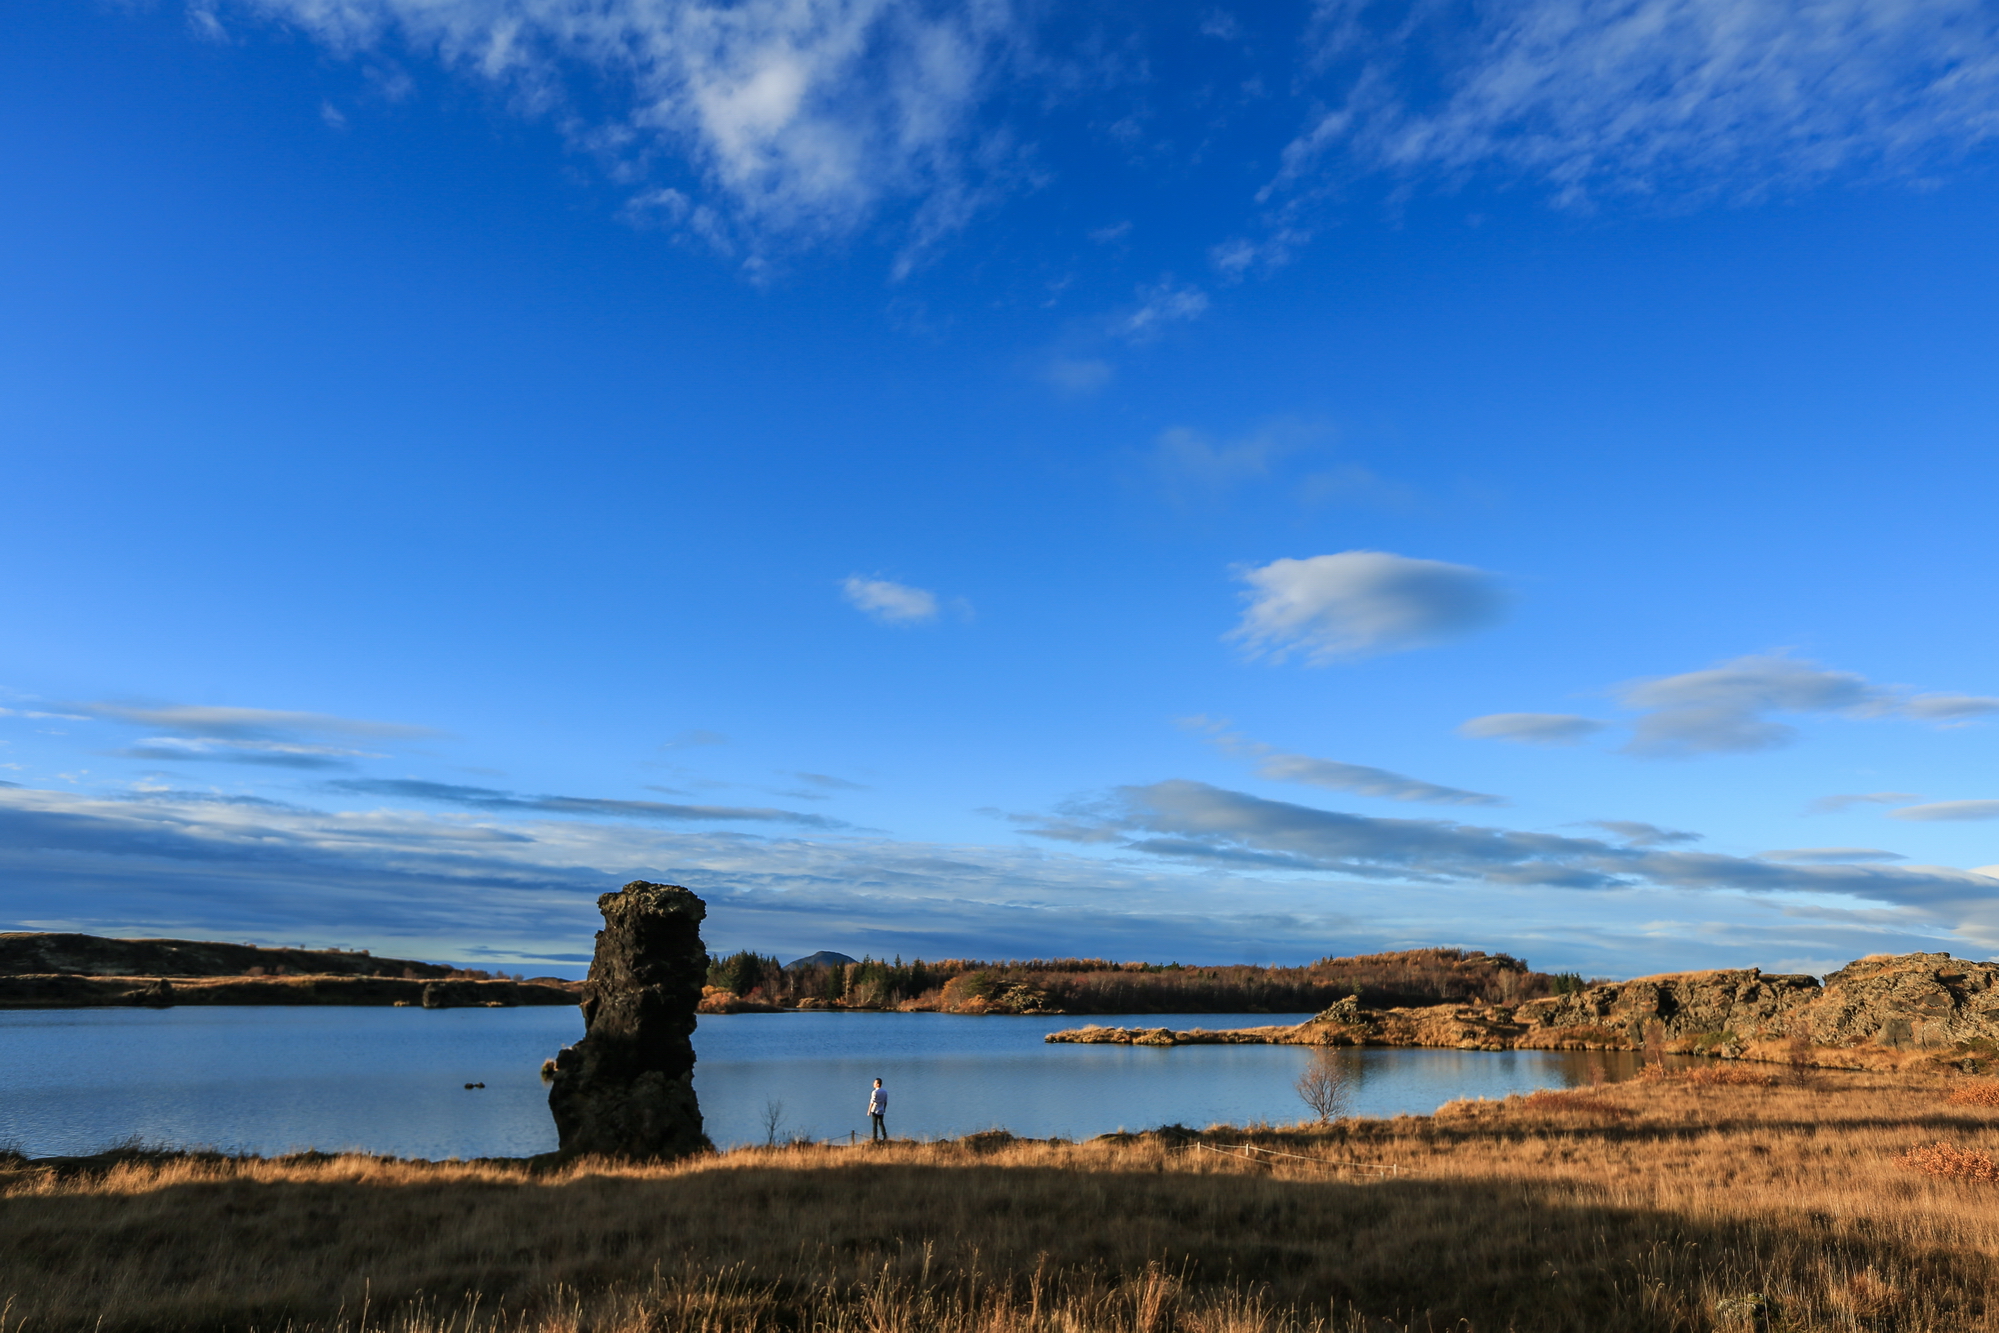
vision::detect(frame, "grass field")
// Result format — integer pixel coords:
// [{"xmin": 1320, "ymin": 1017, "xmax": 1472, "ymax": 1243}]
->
[{"xmin": 7, "ymin": 1067, "xmax": 1999, "ymax": 1331}]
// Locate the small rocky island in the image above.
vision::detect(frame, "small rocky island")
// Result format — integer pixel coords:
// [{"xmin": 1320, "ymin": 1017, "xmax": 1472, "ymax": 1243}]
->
[
  {"xmin": 0, "ymin": 931, "xmax": 579, "ymax": 1009},
  {"xmin": 1047, "ymin": 951, "xmax": 1999, "ymax": 1066}
]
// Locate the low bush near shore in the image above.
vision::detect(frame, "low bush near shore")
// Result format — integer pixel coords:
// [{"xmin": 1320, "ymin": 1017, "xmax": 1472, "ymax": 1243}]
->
[{"xmin": 8, "ymin": 1073, "xmax": 1999, "ymax": 1332}]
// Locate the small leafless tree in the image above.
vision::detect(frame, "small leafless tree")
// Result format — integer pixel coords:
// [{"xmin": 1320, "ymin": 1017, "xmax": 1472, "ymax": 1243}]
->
[
  {"xmin": 1787, "ymin": 1028, "xmax": 1818, "ymax": 1088},
  {"xmin": 1295, "ymin": 1047, "xmax": 1356, "ymax": 1123},
  {"xmin": 1643, "ymin": 1019, "xmax": 1667, "ymax": 1071},
  {"xmin": 761, "ymin": 1098, "xmax": 787, "ymax": 1147}
]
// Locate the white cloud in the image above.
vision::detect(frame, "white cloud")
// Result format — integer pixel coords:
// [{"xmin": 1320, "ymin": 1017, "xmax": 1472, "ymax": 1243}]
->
[
  {"xmin": 0, "ymin": 776, "xmax": 1989, "ymax": 973},
  {"xmin": 1192, "ymin": 721, "xmax": 1503, "ymax": 806},
  {"xmin": 1022, "ymin": 778, "xmax": 1999, "ymax": 918},
  {"xmin": 1118, "ymin": 279, "xmax": 1209, "ymax": 339},
  {"xmin": 76, "ymin": 702, "xmax": 435, "ymax": 740},
  {"xmin": 1617, "ymin": 655, "xmax": 1998, "ymax": 757},
  {"xmin": 1585, "ymin": 820, "xmax": 1700, "ymax": 847},
  {"xmin": 1902, "ymin": 694, "xmax": 1999, "ymax": 724},
  {"xmin": 1286, "ymin": 0, "xmax": 1999, "ymax": 206},
  {"xmin": 1890, "ymin": 800, "xmax": 1999, "ymax": 822},
  {"xmin": 220, "ymin": 0, "xmax": 1021, "ymax": 256},
  {"xmin": 840, "ymin": 574, "xmax": 942, "ymax": 624},
  {"xmin": 1809, "ymin": 791, "xmax": 1924, "ymax": 815},
  {"xmin": 1761, "ymin": 848, "xmax": 1908, "ymax": 864},
  {"xmin": 1459, "ymin": 712, "xmax": 1606, "ymax": 746},
  {"xmin": 1620, "ymin": 655, "xmax": 1878, "ymax": 756},
  {"xmin": 1254, "ymin": 751, "xmax": 1504, "ymax": 806},
  {"xmin": 1230, "ymin": 550, "xmax": 1505, "ymax": 663}
]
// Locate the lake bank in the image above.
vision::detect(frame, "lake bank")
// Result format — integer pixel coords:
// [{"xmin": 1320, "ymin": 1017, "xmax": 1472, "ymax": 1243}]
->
[{"xmin": 5, "ymin": 1068, "xmax": 1991, "ymax": 1332}]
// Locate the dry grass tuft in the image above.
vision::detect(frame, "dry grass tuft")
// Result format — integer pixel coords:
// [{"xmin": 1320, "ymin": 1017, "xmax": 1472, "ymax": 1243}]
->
[
  {"xmin": 1680, "ymin": 1064, "xmax": 1777, "ymax": 1088},
  {"xmin": 1947, "ymin": 1081, "xmax": 1999, "ymax": 1107},
  {"xmin": 1518, "ymin": 1087, "xmax": 1634, "ymax": 1118}
]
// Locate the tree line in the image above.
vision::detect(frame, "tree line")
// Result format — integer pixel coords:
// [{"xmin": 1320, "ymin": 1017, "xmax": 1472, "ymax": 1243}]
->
[{"xmin": 703, "ymin": 947, "xmax": 1568, "ymax": 1015}]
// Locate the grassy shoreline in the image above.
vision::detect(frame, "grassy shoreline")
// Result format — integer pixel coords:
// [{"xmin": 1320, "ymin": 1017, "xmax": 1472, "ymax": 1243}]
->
[{"xmin": 10, "ymin": 1069, "xmax": 1999, "ymax": 1331}]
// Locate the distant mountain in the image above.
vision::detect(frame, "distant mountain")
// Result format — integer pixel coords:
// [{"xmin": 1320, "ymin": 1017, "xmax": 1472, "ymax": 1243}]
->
[{"xmin": 784, "ymin": 950, "xmax": 858, "ymax": 971}]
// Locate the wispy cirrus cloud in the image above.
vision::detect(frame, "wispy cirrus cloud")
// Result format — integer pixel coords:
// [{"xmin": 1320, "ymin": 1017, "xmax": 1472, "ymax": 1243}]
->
[
  {"xmin": 1809, "ymin": 791, "xmax": 1924, "ymax": 815},
  {"xmin": 1283, "ymin": 0, "xmax": 1999, "ymax": 207},
  {"xmin": 1116, "ymin": 278, "xmax": 1210, "ymax": 340},
  {"xmin": 0, "ymin": 779, "xmax": 1988, "ymax": 975},
  {"xmin": 1890, "ymin": 800, "xmax": 1999, "ymax": 823},
  {"xmin": 326, "ymin": 778, "xmax": 845, "ymax": 828},
  {"xmin": 1016, "ymin": 779, "xmax": 1999, "ymax": 914},
  {"xmin": 1584, "ymin": 820, "xmax": 1700, "ymax": 847},
  {"xmin": 173, "ymin": 0, "xmax": 1999, "ymax": 281},
  {"xmin": 1187, "ymin": 718, "xmax": 1504, "ymax": 807},
  {"xmin": 75, "ymin": 701, "xmax": 437, "ymax": 740},
  {"xmin": 1459, "ymin": 712, "xmax": 1606, "ymax": 746},
  {"xmin": 1762, "ymin": 848, "xmax": 1908, "ymax": 864},
  {"xmin": 42, "ymin": 699, "xmax": 437, "ymax": 770},
  {"xmin": 210, "ymin": 0, "xmax": 1024, "ymax": 266},
  {"xmin": 1230, "ymin": 551, "xmax": 1505, "ymax": 663}
]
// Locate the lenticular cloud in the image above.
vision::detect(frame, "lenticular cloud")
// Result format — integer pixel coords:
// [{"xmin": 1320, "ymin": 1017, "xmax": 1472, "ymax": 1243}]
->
[{"xmin": 1230, "ymin": 551, "xmax": 1505, "ymax": 663}]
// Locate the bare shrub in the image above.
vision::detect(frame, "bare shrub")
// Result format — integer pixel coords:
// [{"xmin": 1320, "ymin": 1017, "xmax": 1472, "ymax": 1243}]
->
[
  {"xmin": 1897, "ymin": 1141, "xmax": 1999, "ymax": 1182},
  {"xmin": 1946, "ymin": 1082, "xmax": 1999, "ymax": 1107},
  {"xmin": 1642, "ymin": 1019, "xmax": 1667, "ymax": 1070},
  {"xmin": 1293, "ymin": 1047, "xmax": 1355, "ymax": 1123},
  {"xmin": 1787, "ymin": 1029, "xmax": 1818, "ymax": 1087}
]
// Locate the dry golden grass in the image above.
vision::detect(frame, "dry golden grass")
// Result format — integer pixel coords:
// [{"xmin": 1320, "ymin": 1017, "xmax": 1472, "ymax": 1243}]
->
[{"xmin": 9, "ymin": 1071, "xmax": 1999, "ymax": 1331}]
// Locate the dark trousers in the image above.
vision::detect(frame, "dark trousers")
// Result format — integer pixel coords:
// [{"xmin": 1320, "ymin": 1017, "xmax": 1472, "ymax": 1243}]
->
[{"xmin": 869, "ymin": 1111, "xmax": 886, "ymax": 1142}]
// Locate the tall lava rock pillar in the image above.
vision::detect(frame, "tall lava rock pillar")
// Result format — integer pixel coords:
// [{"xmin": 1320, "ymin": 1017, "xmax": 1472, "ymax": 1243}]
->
[{"xmin": 546, "ymin": 881, "xmax": 712, "ymax": 1159}]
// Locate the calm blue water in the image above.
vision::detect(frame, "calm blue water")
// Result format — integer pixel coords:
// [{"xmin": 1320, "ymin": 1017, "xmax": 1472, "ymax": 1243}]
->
[{"xmin": 0, "ymin": 1008, "xmax": 1640, "ymax": 1159}]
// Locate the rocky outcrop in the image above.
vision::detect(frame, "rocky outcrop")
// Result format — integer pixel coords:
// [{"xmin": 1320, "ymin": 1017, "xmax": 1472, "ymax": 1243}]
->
[
  {"xmin": 1804, "ymin": 954, "xmax": 1999, "ymax": 1048},
  {"xmin": 546, "ymin": 881, "xmax": 711, "ymax": 1160},
  {"xmin": 1512, "ymin": 968, "xmax": 1824, "ymax": 1053},
  {"xmin": 1045, "ymin": 953, "xmax": 1999, "ymax": 1063}
]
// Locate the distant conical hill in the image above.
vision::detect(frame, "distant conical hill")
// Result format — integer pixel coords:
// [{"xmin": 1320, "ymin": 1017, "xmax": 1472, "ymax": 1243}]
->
[{"xmin": 784, "ymin": 950, "xmax": 859, "ymax": 971}]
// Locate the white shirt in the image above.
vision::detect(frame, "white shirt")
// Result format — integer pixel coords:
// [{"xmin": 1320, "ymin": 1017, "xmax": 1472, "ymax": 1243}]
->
[{"xmin": 868, "ymin": 1086, "xmax": 887, "ymax": 1113}]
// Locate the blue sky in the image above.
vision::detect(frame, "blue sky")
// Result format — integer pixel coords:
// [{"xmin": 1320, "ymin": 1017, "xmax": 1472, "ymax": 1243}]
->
[{"xmin": 4, "ymin": 0, "xmax": 1998, "ymax": 978}]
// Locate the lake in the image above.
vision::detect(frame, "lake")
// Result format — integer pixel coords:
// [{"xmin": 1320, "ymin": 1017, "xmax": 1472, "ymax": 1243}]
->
[{"xmin": 0, "ymin": 1007, "xmax": 1645, "ymax": 1159}]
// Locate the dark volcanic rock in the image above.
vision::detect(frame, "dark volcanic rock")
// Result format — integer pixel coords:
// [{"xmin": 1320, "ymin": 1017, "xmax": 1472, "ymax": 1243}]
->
[
  {"xmin": 546, "ymin": 881, "xmax": 711, "ymax": 1159},
  {"xmin": 422, "ymin": 979, "xmax": 516, "ymax": 1008}
]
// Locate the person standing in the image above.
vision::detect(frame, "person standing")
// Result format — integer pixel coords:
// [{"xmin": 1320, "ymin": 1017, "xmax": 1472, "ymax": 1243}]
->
[{"xmin": 867, "ymin": 1077, "xmax": 888, "ymax": 1142}]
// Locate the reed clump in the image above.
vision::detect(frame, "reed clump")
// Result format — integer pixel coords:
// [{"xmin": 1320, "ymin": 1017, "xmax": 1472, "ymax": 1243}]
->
[{"xmin": 9, "ymin": 1071, "xmax": 1999, "ymax": 1331}]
